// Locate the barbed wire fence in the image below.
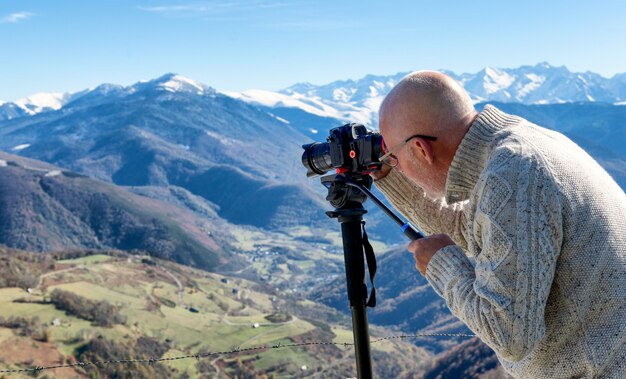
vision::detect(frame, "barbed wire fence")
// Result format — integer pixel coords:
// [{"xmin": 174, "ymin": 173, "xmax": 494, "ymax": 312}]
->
[{"xmin": 0, "ymin": 332, "xmax": 475, "ymax": 375}]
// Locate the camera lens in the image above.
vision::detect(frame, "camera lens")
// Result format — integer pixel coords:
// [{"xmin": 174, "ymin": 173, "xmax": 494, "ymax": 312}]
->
[{"xmin": 302, "ymin": 142, "xmax": 333, "ymax": 177}]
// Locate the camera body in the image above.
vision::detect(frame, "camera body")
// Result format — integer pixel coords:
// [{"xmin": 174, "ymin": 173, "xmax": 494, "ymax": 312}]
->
[{"xmin": 301, "ymin": 123, "xmax": 383, "ymax": 177}]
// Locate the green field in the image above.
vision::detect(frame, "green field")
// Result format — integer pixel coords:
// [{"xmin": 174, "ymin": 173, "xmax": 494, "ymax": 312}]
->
[
  {"xmin": 0, "ymin": 256, "xmax": 319, "ymax": 377},
  {"xmin": 0, "ymin": 251, "xmax": 428, "ymax": 378},
  {"xmin": 56, "ymin": 254, "xmax": 113, "ymax": 265}
]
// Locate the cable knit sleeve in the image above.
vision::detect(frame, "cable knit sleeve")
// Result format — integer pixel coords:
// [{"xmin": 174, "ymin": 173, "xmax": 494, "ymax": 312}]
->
[
  {"xmin": 425, "ymin": 155, "xmax": 563, "ymax": 362},
  {"xmin": 374, "ymin": 169, "xmax": 468, "ymax": 249}
]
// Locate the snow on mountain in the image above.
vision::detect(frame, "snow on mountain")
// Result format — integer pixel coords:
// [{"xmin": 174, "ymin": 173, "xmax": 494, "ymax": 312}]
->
[
  {"xmin": 482, "ymin": 67, "xmax": 516, "ymax": 94},
  {"xmin": 0, "ymin": 73, "xmax": 333, "ymax": 233},
  {"xmin": 0, "ymin": 74, "xmax": 214, "ymax": 122},
  {"xmin": 1, "ymin": 71, "xmax": 623, "ymax": 239},
  {"xmin": 224, "ymin": 89, "xmax": 341, "ymax": 119},
  {"xmin": 448, "ymin": 62, "xmax": 622, "ymax": 104},
  {"xmin": 0, "ymin": 90, "xmax": 88, "ymax": 121},
  {"xmin": 0, "ymin": 72, "xmax": 312, "ymax": 187},
  {"xmin": 229, "ymin": 63, "xmax": 626, "ymax": 128},
  {"xmin": 226, "ymin": 73, "xmax": 407, "ymax": 128},
  {"xmin": 156, "ymin": 74, "xmax": 212, "ymax": 94},
  {"xmin": 4, "ymin": 64, "xmax": 626, "ymax": 130},
  {"xmin": 14, "ymin": 92, "xmax": 73, "ymax": 115},
  {"xmin": 0, "ymin": 103, "xmax": 29, "ymax": 121},
  {"xmin": 517, "ymin": 73, "xmax": 546, "ymax": 98},
  {"xmin": 11, "ymin": 144, "xmax": 30, "ymax": 151},
  {"xmin": 128, "ymin": 73, "xmax": 215, "ymax": 98}
]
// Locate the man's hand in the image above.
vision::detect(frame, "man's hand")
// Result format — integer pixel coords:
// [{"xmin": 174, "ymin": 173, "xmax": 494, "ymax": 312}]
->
[{"xmin": 407, "ymin": 234, "xmax": 455, "ymax": 275}]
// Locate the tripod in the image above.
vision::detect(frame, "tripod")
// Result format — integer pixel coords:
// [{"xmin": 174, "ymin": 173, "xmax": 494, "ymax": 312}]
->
[{"xmin": 321, "ymin": 173, "xmax": 423, "ymax": 378}]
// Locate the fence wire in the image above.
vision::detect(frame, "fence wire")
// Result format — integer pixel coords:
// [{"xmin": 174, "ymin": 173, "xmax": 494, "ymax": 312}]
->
[{"xmin": 0, "ymin": 332, "xmax": 475, "ymax": 374}]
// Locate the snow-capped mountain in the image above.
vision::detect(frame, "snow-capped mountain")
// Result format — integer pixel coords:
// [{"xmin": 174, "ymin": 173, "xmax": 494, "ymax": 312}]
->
[
  {"xmin": 153, "ymin": 74, "xmax": 213, "ymax": 94},
  {"xmin": 15, "ymin": 92, "xmax": 73, "ymax": 113},
  {"xmin": 6, "ymin": 63, "xmax": 625, "ymax": 128},
  {"xmin": 0, "ymin": 92, "xmax": 79, "ymax": 121},
  {"xmin": 224, "ymin": 67, "xmax": 626, "ymax": 188},
  {"xmin": 0, "ymin": 73, "xmax": 338, "ymax": 233},
  {"xmin": 0, "ymin": 102, "xmax": 30, "ymax": 121},
  {"xmin": 445, "ymin": 62, "xmax": 626, "ymax": 104},
  {"xmin": 0, "ymin": 74, "xmax": 215, "ymax": 121},
  {"xmin": 229, "ymin": 62, "xmax": 626, "ymax": 128},
  {"xmin": 0, "ymin": 73, "xmax": 302, "ymax": 182},
  {"xmin": 226, "ymin": 72, "xmax": 406, "ymax": 129},
  {"xmin": 3, "ymin": 70, "xmax": 625, "ymax": 190}
]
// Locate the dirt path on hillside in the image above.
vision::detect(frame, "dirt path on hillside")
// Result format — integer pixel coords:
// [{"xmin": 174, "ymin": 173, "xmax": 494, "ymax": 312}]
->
[
  {"xmin": 210, "ymin": 358, "xmax": 221, "ymax": 378},
  {"xmin": 221, "ymin": 312, "xmax": 298, "ymax": 348},
  {"xmin": 37, "ymin": 265, "xmax": 85, "ymax": 289},
  {"xmin": 221, "ymin": 313, "xmax": 297, "ymax": 327},
  {"xmin": 160, "ymin": 267, "xmax": 184, "ymax": 306}
]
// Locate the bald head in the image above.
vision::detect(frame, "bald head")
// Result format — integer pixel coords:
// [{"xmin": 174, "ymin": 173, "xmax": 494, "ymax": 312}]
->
[
  {"xmin": 378, "ymin": 71, "xmax": 477, "ymax": 199},
  {"xmin": 379, "ymin": 71, "xmax": 475, "ymax": 140}
]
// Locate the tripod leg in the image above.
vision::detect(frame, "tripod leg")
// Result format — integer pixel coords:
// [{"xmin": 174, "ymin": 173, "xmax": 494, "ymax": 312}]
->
[{"xmin": 339, "ymin": 214, "xmax": 373, "ymax": 379}]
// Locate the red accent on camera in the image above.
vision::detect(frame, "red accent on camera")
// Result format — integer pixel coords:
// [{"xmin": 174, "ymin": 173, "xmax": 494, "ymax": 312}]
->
[
  {"xmin": 349, "ymin": 150, "xmax": 356, "ymax": 158},
  {"xmin": 336, "ymin": 168, "xmax": 349, "ymax": 174}
]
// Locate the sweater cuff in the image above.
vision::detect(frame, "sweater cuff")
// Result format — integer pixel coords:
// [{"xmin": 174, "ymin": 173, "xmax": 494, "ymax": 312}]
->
[
  {"xmin": 425, "ymin": 245, "xmax": 474, "ymax": 298},
  {"xmin": 373, "ymin": 169, "xmax": 415, "ymax": 206}
]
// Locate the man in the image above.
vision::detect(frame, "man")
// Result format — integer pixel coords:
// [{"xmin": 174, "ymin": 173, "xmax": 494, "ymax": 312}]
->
[{"xmin": 372, "ymin": 71, "xmax": 626, "ymax": 378}]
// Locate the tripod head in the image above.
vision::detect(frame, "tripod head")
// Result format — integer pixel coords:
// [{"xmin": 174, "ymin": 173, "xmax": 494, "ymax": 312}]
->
[{"xmin": 320, "ymin": 173, "xmax": 371, "ymax": 211}]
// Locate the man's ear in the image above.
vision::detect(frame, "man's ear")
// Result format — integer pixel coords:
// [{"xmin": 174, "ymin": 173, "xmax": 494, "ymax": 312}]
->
[{"xmin": 411, "ymin": 137, "xmax": 435, "ymax": 165}]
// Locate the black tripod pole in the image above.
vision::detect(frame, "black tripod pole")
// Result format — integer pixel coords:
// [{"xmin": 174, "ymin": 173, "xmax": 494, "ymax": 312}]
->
[
  {"xmin": 323, "ymin": 174, "xmax": 374, "ymax": 378},
  {"xmin": 318, "ymin": 172, "xmax": 425, "ymax": 378},
  {"xmin": 331, "ymin": 208, "xmax": 373, "ymax": 379}
]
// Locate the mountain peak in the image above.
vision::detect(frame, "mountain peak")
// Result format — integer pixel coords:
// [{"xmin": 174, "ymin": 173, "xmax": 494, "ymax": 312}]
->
[
  {"xmin": 282, "ymin": 82, "xmax": 317, "ymax": 94},
  {"xmin": 14, "ymin": 92, "xmax": 72, "ymax": 114},
  {"xmin": 90, "ymin": 83, "xmax": 125, "ymax": 94},
  {"xmin": 535, "ymin": 61, "xmax": 554, "ymax": 68},
  {"xmin": 148, "ymin": 73, "xmax": 214, "ymax": 95}
]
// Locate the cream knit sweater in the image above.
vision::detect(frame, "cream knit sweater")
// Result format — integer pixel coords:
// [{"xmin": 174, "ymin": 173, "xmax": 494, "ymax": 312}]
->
[{"xmin": 375, "ymin": 105, "xmax": 626, "ymax": 378}]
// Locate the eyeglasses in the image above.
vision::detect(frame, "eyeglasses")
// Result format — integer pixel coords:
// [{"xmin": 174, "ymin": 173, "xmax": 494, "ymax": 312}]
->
[{"xmin": 379, "ymin": 134, "xmax": 438, "ymax": 167}]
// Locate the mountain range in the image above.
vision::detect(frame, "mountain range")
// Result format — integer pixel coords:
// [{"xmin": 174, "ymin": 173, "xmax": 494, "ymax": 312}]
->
[
  {"xmin": 1, "ymin": 65, "xmax": 624, "ymax": 255},
  {"xmin": 0, "ymin": 74, "xmax": 334, "ymax": 233},
  {"xmin": 226, "ymin": 62, "xmax": 626, "ymax": 131},
  {"xmin": 228, "ymin": 65, "xmax": 626, "ymax": 189},
  {"xmin": 5, "ymin": 63, "xmax": 626, "ymax": 129},
  {"xmin": 0, "ymin": 67, "xmax": 624, "ymax": 259}
]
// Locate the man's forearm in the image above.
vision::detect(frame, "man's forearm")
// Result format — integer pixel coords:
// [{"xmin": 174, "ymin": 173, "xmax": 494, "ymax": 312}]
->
[{"xmin": 375, "ymin": 169, "xmax": 468, "ymax": 249}]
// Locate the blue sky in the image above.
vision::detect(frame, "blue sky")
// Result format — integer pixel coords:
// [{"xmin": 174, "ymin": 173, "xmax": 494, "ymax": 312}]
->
[{"xmin": 2, "ymin": 0, "xmax": 625, "ymax": 100}]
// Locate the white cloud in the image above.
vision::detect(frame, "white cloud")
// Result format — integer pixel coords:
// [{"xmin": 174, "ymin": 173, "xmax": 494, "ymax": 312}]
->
[
  {"xmin": 139, "ymin": 1, "xmax": 290, "ymax": 17},
  {"xmin": 1, "ymin": 12, "xmax": 34, "ymax": 24},
  {"xmin": 138, "ymin": 1, "xmax": 354, "ymax": 30},
  {"xmin": 139, "ymin": 5, "xmax": 211, "ymax": 14}
]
